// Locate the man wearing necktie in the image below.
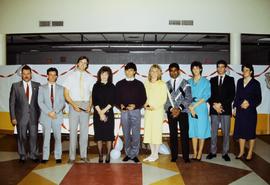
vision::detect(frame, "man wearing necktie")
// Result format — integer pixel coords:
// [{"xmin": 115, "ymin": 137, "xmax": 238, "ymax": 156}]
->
[
  {"xmin": 164, "ymin": 63, "xmax": 193, "ymax": 163},
  {"xmin": 9, "ymin": 65, "xmax": 40, "ymax": 163},
  {"xmin": 38, "ymin": 68, "xmax": 65, "ymax": 164},
  {"xmin": 207, "ymin": 60, "xmax": 235, "ymax": 161},
  {"xmin": 63, "ymin": 56, "xmax": 92, "ymax": 163}
]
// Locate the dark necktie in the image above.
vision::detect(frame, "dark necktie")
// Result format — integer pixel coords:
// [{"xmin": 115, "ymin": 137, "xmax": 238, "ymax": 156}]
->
[
  {"xmin": 219, "ymin": 76, "xmax": 223, "ymax": 87},
  {"xmin": 25, "ymin": 83, "xmax": 29, "ymax": 102},
  {"xmin": 50, "ymin": 85, "xmax": 54, "ymax": 108},
  {"xmin": 173, "ymin": 79, "xmax": 176, "ymax": 91}
]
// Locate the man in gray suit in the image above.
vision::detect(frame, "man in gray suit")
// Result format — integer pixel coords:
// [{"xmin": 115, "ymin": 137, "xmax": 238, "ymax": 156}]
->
[
  {"xmin": 38, "ymin": 68, "xmax": 65, "ymax": 164},
  {"xmin": 9, "ymin": 65, "xmax": 40, "ymax": 163}
]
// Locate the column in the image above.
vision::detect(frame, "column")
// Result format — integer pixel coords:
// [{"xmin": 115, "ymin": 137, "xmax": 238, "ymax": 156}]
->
[
  {"xmin": 230, "ymin": 32, "xmax": 241, "ymax": 65},
  {"xmin": 0, "ymin": 34, "xmax": 6, "ymax": 66}
]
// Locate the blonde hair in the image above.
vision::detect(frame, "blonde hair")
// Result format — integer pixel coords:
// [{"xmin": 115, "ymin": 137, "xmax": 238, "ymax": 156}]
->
[{"xmin": 148, "ymin": 64, "xmax": 162, "ymax": 81}]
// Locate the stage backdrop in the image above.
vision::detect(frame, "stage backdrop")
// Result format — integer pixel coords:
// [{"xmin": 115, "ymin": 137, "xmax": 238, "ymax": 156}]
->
[{"xmin": 0, "ymin": 64, "xmax": 269, "ymax": 136}]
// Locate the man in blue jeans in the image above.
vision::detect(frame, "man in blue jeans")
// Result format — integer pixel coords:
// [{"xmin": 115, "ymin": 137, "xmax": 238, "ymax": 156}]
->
[{"xmin": 116, "ymin": 63, "xmax": 147, "ymax": 163}]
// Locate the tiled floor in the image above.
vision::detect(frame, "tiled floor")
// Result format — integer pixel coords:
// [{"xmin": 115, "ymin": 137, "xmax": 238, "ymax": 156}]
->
[{"xmin": 0, "ymin": 134, "xmax": 269, "ymax": 185}]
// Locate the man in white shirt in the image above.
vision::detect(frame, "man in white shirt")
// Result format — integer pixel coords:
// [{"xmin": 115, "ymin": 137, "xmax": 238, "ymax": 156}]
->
[
  {"xmin": 9, "ymin": 65, "xmax": 40, "ymax": 163},
  {"xmin": 38, "ymin": 67, "xmax": 65, "ymax": 164},
  {"xmin": 63, "ymin": 56, "xmax": 92, "ymax": 163}
]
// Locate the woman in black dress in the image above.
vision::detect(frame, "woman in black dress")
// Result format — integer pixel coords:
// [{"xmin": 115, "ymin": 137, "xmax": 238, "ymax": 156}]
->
[
  {"xmin": 233, "ymin": 64, "xmax": 262, "ymax": 161},
  {"xmin": 92, "ymin": 66, "xmax": 115, "ymax": 163}
]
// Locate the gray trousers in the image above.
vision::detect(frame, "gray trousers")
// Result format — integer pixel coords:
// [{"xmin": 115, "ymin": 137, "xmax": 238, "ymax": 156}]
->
[
  {"xmin": 121, "ymin": 109, "xmax": 141, "ymax": 159},
  {"xmin": 41, "ymin": 121, "xmax": 62, "ymax": 160},
  {"xmin": 69, "ymin": 102, "xmax": 90, "ymax": 160},
  {"xmin": 17, "ymin": 120, "xmax": 38, "ymax": 160},
  {"xmin": 210, "ymin": 115, "xmax": 231, "ymax": 155}
]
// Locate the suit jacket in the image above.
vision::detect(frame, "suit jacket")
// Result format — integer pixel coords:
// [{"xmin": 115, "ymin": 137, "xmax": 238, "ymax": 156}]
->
[
  {"xmin": 164, "ymin": 78, "xmax": 192, "ymax": 113},
  {"xmin": 209, "ymin": 75, "xmax": 235, "ymax": 115},
  {"xmin": 9, "ymin": 81, "xmax": 40, "ymax": 125},
  {"xmin": 38, "ymin": 83, "xmax": 65, "ymax": 125}
]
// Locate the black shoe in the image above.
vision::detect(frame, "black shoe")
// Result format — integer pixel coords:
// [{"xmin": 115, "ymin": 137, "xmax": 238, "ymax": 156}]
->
[
  {"xmin": 222, "ymin": 154, "xmax": 231, "ymax": 161},
  {"xmin": 235, "ymin": 154, "xmax": 244, "ymax": 159},
  {"xmin": 122, "ymin": 156, "xmax": 130, "ymax": 162},
  {"xmin": 32, "ymin": 158, "xmax": 40, "ymax": 163},
  {"xmin": 19, "ymin": 159, "xmax": 26, "ymax": 163},
  {"xmin": 206, "ymin": 153, "xmax": 217, "ymax": 160},
  {"xmin": 184, "ymin": 159, "xmax": 191, "ymax": 163},
  {"xmin": 41, "ymin": 159, "xmax": 48, "ymax": 163},
  {"xmin": 56, "ymin": 159, "xmax": 62, "ymax": 164},
  {"xmin": 171, "ymin": 158, "xmax": 177, "ymax": 162},
  {"xmin": 132, "ymin": 157, "xmax": 140, "ymax": 163}
]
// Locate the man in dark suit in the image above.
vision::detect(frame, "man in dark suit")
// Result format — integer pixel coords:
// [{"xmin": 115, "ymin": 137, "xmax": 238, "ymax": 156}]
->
[
  {"xmin": 9, "ymin": 65, "xmax": 40, "ymax": 163},
  {"xmin": 207, "ymin": 60, "xmax": 235, "ymax": 161},
  {"xmin": 164, "ymin": 63, "xmax": 193, "ymax": 163}
]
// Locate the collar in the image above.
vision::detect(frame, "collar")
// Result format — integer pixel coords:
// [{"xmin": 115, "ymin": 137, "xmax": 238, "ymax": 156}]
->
[{"xmin": 126, "ymin": 77, "xmax": 135, "ymax": 81}]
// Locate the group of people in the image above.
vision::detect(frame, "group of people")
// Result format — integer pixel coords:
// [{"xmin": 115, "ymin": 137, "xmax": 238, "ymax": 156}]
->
[{"xmin": 9, "ymin": 56, "xmax": 262, "ymax": 165}]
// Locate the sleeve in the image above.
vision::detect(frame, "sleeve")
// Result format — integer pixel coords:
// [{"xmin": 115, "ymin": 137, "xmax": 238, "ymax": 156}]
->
[
  {"xmin": 233, "ymin": 80, "xmax": 242, "ymax": 108},
  {"xmin": 164, "ymin": 85, "xmax": 172, "ymax": 112},
  {"xmin": 62, "ymin": 75, "xmax": 72, "ymax": 90},
  {"xmin": 223, "ymin": 77, "xmax": 235, "ymax": 105},
  {"xmin": 115, "ymin": 82, "xmax": 121, "ymax": 108},
  {"xmin": 151, "ymin": 83, "xmax": 168, "ymax": 110},
  {"xmin": 200, "ymin": 78, "xmax": 211, "ymax": 101},
  {"xmin": 9, "ymin": 84, "xmax": 16, "ymax": 120},
  {"xmin": 247, "ymin": 80, "xmax": 262, "ymax": 108},
  {"xmin": 108, "ymin": 84, "xmax": 116, "ymax": 107},
  {"xmin": 208, "ymin": 78, "xmax": 215, "ymax": 105},
  {"xmin": 55, "ymin": 87, "xmax": 66, "ymax": 114},
  {"xmin": 92, "ymin": 84, "xmax": 99, "ymax": 106},
  {"xmin": 38, "ymin": 86, "xmax": 51, "ymax": 115},
  {"xmin": 137, "ymin": 82, "xmax": 147, "ymax": 109},
  {"xmin": 179, "ymin": 81, "xmax": 192, "ymax": 110}
]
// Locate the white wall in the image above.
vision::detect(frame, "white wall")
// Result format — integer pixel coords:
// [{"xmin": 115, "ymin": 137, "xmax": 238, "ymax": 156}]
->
[{"xmin": 0, "ymin": 0, "xmax": 270, "ymax": 34}]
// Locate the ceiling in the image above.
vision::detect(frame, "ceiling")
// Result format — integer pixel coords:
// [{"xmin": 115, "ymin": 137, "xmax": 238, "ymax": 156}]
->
[{"xmin": 6, "ymin": 33, "xmax": 270, "ymax": 53}]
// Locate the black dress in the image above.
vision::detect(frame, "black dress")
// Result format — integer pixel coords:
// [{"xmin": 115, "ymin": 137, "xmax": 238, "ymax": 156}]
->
[
  {"xmin": 233, "ymin": 78, "xmax": 262, "ymax": 140},
  {"xmin": 92, "ymin": 82, "xmax": 115, "ymax": 141}
]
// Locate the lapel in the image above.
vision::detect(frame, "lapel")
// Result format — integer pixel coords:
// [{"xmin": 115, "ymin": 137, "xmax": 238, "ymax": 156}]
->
[
  {"xmin": 30, "ymin": 81, "xmax": 36, "ymax": 104},
  {"xmin": 166, "ymin": 80, "xmax": 173, "ymax": 93},
  {"xmin": 19, "ymin": 81, "xmax": 28, "ymax": 102}
]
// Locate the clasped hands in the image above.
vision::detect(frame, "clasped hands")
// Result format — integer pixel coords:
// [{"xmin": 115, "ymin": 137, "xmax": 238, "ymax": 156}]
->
[
  {"xmin": 72, "ymin": 104, "xmax": 91, "ymax": 113},
  {"xmin": 170, "ymin": 107, "xmax": 181, "ymax": 118},
  {"xmin": 121, "ymin": 104, "xmax": 136, "ymax": 111},
  {"xmin": 144, "ymin": 104, "xmax": 154, "ymax": 111},
  {"xmin": 213, "ymin": 103, "xmax": 224, "ymax": 114},
  {"xmin": 240, "ymin": 100, "xmax": 250, "ymax": 109},
  {"xmin": 98, "ymin": 109, "xmax": 108, "ymax": 122}
]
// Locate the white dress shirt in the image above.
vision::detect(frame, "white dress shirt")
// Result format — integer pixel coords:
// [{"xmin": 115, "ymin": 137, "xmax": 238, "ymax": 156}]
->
[
  {"xmin": 62, "ymin": 70, "xmax": 92, "ymax": 101},
  {"xmin": 170, "ymin": 76, "xmax": 183, "ymax": 91},
  {"xmin": 23, "ymin": 80, "xmax": 32, "ymax": 104}
]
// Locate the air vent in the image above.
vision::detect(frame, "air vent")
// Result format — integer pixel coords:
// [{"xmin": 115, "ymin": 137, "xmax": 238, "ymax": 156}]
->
[
  {"xmin": 181, "ymin": 20, "xmax": 193, "ymax": 26},
  {"xmin": 39, "ymin": 21, "xmax": 50, "ymax": 27},
  {"xmin": 169, "ymin": 20, "xmax": 181, "ymax": 25},
  {"xmin": 52, "ymin": 21, "xmax": 64, "ymax": 27}
]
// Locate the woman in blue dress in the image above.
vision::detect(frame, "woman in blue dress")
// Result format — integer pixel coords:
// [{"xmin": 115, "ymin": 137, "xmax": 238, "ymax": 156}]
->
[
  {"xmin": 188, "ymin": 61, "xmax": 211, "ymax": 161},
  {"xmin": 233, "ymin": 64, "xmax": 262, "ymax": 161}
]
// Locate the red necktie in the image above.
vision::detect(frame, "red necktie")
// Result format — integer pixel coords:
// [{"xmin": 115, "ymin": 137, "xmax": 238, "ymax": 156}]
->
[
  {"xmin": 25, "ymin": 83, "xmax": 29, "ymax": 101},
  {"xmin": 50, "ymin": 85, "xmax": 54, "ymax": 108}
]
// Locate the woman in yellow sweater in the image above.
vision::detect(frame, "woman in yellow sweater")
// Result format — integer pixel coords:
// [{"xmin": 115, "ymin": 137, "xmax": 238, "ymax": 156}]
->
[{"xmin": 143, "ymin": 64, "xmax": 168, "ymax": 162}]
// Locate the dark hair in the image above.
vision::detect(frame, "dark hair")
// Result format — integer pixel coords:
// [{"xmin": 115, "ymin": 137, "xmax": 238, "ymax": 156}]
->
[
  {"xmin": 47, "ymin": 67, "xmax": 58, "ymax": 76},
  {"xmin": 21, "ymin": 65, "xmax": 31, "ymax": 73},
  {"xmin": 76, "ymin": 56, "xmax": 90, "ymax": 69},
  {"xmin": 216, "ymin": 60, "xmax": 227, "ymax": 68},
  {"xmin": 97, "ymin": 66, "xmax": 113, "ymax": 84},
  {"xmin": 169, "ymin": 63, "xmax": 180, "ymax": 70},
  {"xmin": 242, "ymin": 64, "xmax": 254, "ymax": 78},
  {"xmin": 190, "ymin": 61, "xmax": 203, "ymax": 75},
  {"xmin": 125, "ymin": 62, "xmax": 137, "ymax": 72}
]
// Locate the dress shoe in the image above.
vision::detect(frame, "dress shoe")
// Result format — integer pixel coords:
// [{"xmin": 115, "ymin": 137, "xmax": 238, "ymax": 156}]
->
[
  {"xmin": 132, "ymin": 157, "xmax": 140, "ymax": 163},
  {"xmin": 32, "ymin": 158, "xmax": 40, "ymax": 163},
  {"xmin": 222, "ymin": 154, "xmax": 231, "ymax": 161},
  {"xmin": 67, "ymin": 159, "xmax": 75, "ymax": 164},
  {"xmin": 245, "ymin": 157, "xmax": 253, "ymax": 161},
  {"xmin": 235, "ymin": 154, "xmax": 244, "ymax": 159},
  {"xmin": 19, "ymin": 159, "xmax": 26, "ymax": 163},
  {"xmin": 122, "ymin": 156, "xmax": 130, "ymax": 162},
  {"xmin": 56, "ymin": 159, "xmax": 62, "ymax": 164},
  {"xmin": 81, "ymin": 158, "xmax": 90, "ymax": 163},
  {"xmin": 206, "ymin": 153, "xmax": 217, "ymax": 160},
  {"xmin": 41, "ymin": 159, "xmax": 48, "ymax": 163},
  {"xmin": 105, "ymin": 156, "xmax": 110, "ymax": 163},
  {"xmin": 184, "ymin": 159, "xmax": 191, "ymax": 163}
]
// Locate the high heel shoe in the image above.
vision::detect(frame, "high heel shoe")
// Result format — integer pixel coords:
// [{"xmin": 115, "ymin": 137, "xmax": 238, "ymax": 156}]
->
[
  {"xmin": 235, "ymin": 154, "xmax": 244, "ymax": 159},
  {"xmin": 191, "ymin": 154, "xmax": 197, "ymax": 160},
  {"xmin": 99, "ymin": 155, "xmax": 103, "ymax": 163},
  {"xmin": 105, "ymin": 155, "xmax": 110, "ymax": 163}
]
